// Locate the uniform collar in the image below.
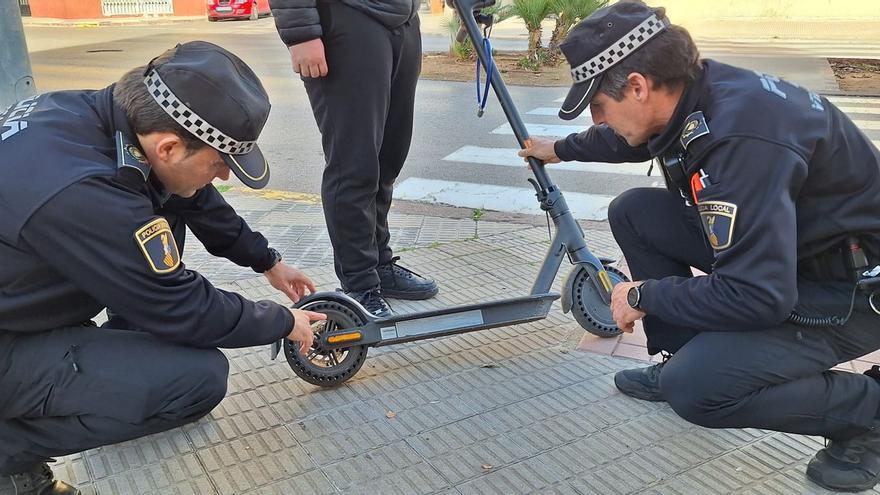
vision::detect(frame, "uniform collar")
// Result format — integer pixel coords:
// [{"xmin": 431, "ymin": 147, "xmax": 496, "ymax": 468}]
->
[
  {"xmin": 647, "ymin": 61, "xmax": 709, "ymax": 157},
  {"xmin": 101, "ymin": 85, "xmax": 173, "ymax": 205}
]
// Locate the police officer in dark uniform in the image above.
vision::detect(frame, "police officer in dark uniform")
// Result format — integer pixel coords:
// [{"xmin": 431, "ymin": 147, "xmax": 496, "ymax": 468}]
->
[
  {"xmin": 519, "ymin": 1, "xmax": 880, "ymax": 491},
  {"xmin": 267, "ymin": 0, "xmax": 438, "ymax": 318},
  {"xmin": 0, "ymin": 41, "xmax": 325, "ymax": 495}
]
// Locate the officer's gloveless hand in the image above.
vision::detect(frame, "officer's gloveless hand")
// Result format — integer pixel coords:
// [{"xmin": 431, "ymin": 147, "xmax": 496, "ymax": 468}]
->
[{"xmin": 288, "ymin": 309, "xmax": 325, "ymax": 354}]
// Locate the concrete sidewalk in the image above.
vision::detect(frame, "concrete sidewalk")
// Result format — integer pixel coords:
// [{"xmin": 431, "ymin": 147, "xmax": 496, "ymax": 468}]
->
[{"xmin": 53, "ymin": 188, "xmax": 880, "ymax": 495}]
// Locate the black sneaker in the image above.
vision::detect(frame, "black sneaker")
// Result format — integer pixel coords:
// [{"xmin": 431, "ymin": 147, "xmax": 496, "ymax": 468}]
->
[
  {"xmin": 613, "ymin": 361, "xmax": 666, "ymax": 402},
  {"xmin": 807, "ymin": 427, "xmax": 880, "ymax": 492},
  {"xmin": 0, "ymin": 463, "xmax": 80, "ymax": 495},
  {"xmin": 347, "ymin": 287, "xmax": 393, "ymax": 318},
  {"xmin": 377, "ymin": 257, "xmax": 439, "ymax": 300}
]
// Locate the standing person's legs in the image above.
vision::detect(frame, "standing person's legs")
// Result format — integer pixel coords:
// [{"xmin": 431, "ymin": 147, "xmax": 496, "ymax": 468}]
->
[
  {"xmin": 0, "ymin": 325, "xmax": 228, "ymax": 477},
  {"xmin": 370, "ymin": 14, "xmax": 438, "ymax": 301},
  {"xmin": 303, "ymin": 4, "xmax": 395, "ymax": 293},
  {"xmin": 375, "ymin": 15, "xmax": 421, "ymax": 266}
]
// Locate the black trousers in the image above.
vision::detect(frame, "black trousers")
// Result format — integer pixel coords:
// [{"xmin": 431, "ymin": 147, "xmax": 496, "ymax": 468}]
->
[
  {"xmin": 609, "ymin": 187, "xmax": 880, "ymax": 441},
  {"xmin": 0, "ymin": 324, "xmax": 228, "ymax": 475},
  {"xmin": 303, "ymin": 3, "xmax": 422, "ymax": 292}
]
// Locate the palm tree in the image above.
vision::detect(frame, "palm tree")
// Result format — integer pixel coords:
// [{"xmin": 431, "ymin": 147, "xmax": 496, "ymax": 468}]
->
[
  {"xmin": 507, "ymin": 0, "xmax": 554, "ymax": 62},
  {"xmin": 547, "ymin": 0, "xmax": 608, "ymax": 62}
]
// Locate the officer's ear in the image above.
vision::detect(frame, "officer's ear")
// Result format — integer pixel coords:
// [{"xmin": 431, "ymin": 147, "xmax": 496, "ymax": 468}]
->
[
  {"xmin": 152, "ymin": 133, "xmax": 186, "ymax": 163},
  {"xmin": 626, "ymin": 72, "xmax": 651, "ymax": 103}
]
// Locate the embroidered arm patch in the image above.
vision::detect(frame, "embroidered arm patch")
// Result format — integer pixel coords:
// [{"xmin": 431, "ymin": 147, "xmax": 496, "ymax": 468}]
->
[
  {"xmin": 135, "ymin": 218, "xmax": 181, "ymax": 274},
  {"xmin": 697, "ymin": 201, "xmax": 737, "ymax": 250}
]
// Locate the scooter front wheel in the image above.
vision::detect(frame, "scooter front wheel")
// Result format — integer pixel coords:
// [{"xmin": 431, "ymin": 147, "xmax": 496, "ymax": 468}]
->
[
  {"xmin": 285, "ymin": 298, "xmax": 369, "ymax": 387},
  {"xmin": 569, "ymin": 264, "xmax": 629, "ymax": 338}
]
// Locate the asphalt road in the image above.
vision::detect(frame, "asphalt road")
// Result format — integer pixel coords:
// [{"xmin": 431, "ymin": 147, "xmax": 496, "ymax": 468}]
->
[
  {"xmin": 21, "ymin": 18, "xmax": 879, "ymax": 220},
  {"xmin": 22, "ymin": 19, "xmax": 652, "ymax": 204}
]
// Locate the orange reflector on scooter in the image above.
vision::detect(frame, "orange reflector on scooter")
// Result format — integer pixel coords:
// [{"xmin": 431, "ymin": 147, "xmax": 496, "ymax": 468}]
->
[{"xmin": 327, "ymin": 331, "xmax": 363, "ymax": 344}]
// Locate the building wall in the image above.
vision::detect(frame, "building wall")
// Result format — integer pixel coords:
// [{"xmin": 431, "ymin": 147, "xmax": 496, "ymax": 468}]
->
[
  {"xmin": 30, "ymin": 0, "xmax": 103, "ymax": 19},
  {"xmin": 651, "ymin": 0, "xmax": 880, "ymax": 20},
  {"xmin": 173, "ymin": 0, "xmax": 207, "ymax": 16},
  {"xmin": 28, "ymin": 0, "xmax": 206, "ymax": 19}
]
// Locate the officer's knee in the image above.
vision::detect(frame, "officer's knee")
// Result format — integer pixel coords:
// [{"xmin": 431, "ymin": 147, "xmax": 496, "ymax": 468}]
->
[
  {"xmin": 164, "ymin": 349, "xmax": 229, "ymax": 422},
  {"xmin": 196, "ymin": 349, "xmax": 230, "ymax": 410},
  {"xmin": 661, "ymin": 359, "xmax": 731, "ymax": 429},
  {"xmin": 607, "ymin": 189, "xmax": 642, "ymax": 230}
]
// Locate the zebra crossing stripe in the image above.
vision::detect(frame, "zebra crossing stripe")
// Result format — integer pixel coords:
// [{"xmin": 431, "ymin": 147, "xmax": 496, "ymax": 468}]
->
[
  {"xmin": 526, "ymin": 107, "xmax": 593, "ymax": 120},
  {"xmin": 828, "ymin": 96, "xmax": 880, "ymax": 105},
  {"xmin": 394, "ymin": 177, "xmax": 616, "ymax": 220},
  {"xmin": 836, "ymin": 106, "xmax": 880, "ymax": 115},
  {"xmin": 493, "ymin": 123, "xmax": 586, "ymax": 139},
  {"xmin": 443, "ymin": 145, "xmax": 652, "ymax": 175}
]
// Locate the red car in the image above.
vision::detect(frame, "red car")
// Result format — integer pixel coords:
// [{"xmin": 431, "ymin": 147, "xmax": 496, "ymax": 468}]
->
[{"xmin": 207, "ymin": 0, "xmax": 270, "ymax": 21}]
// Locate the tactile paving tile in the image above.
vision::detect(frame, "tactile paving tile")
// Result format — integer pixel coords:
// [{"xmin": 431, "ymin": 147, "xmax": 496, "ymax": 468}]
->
[{"xmin": 54, "ymin": 191, "xmax": 852, "ymax": 494}]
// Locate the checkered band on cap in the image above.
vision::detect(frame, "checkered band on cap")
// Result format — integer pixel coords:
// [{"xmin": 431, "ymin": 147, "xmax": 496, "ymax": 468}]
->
[
  {"xmin": 570, "ymin": 13, "xmax": 668, "ymax": 83},
  {"xmin": 143, "ymin": 70, "xmax": 256, "ymax": 155}
]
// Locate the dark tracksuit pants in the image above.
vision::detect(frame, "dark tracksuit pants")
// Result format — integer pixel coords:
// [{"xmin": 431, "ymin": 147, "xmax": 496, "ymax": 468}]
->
[
  {"xmin": 303, "ymin": 2, "xmax": 421, "ymax": 292},
  {"xmin": 609, "ymin": 187, "xmax": 880, "ymax": 441},
  {"xmin": 0, "ymin": 324, "xmax": 228, "ymax": 475}
]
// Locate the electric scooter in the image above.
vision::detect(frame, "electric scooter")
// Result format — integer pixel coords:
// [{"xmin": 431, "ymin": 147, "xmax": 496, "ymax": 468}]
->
[{"xmin": 269, "ymin": 0, "xmax": 629, "ymax": 387}]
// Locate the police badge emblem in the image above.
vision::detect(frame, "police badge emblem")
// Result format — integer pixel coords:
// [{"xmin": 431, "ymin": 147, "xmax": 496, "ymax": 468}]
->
[
  {"xmin": 134, "ymin": 218, "xmax": 181, "ymax": 273},
  {"xmin": 680, "ymin": 111, "xmax": 710, "ymax": 149},
  {"xmin": 697, "ymin": 201, "xmax": 737, "ymax": 250}
]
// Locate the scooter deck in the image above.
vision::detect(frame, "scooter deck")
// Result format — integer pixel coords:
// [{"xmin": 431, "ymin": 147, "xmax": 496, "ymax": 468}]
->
[{"xmin": 309, "ymin": 292, "xmax": 560, "ymax": 351}]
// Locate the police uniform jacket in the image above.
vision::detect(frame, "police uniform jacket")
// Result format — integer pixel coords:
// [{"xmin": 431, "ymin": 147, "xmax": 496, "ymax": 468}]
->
[
  {"xmin": 0, "ymin": 87, "xmax": 293, "ymax": 348},
  {"xmin": 269, "ymin": 0, "xmax": 420, "ymax": 46},
  {"xmin": 554, "ymin": 59, "xmax": 880, "ymax": 331}
]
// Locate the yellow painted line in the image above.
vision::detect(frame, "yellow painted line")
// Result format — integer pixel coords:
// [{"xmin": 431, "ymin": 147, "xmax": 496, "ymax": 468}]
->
[{"xmin": 230, "ymin": 186, "xmax": 322, "ymax": 204}]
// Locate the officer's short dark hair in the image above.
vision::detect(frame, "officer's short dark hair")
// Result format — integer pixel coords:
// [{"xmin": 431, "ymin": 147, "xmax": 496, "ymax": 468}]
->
[
  {"xmin": 598, "ymin": 15, "xmax": 701, "ymax": 101},
  {"xmin": 113, "ymin": 48, "xmax": 208, "ymax": 154}
]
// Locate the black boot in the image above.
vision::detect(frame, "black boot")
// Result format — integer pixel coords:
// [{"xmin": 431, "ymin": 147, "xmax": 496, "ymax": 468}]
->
[
  {"xmin": 613, "ymin": 361, "xmax": 666, "ymax": 402},
  {"xmin": 806, "ymin": 427, "xmax": 880, "ymax": 492},
  {"xmin": 347, "ymin": 287, "xmax": 393, "ymax": 318},
  {"xmin": 377, "ymin": 257, "xmax": 438, "ymax": 300},
  {"xmin": 0, "ymin": 464, "xmax": 80, "ymax": 495}
]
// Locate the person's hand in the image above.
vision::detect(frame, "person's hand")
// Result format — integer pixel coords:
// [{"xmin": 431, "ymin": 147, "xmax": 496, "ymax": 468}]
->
[
  {"xmin": 264, "ymin": 262, "xmax": 316, "ymax": 303},
  {"xmin": 289, "ymin": 38, "xmax": 328, "ymax": 78},
  {"xmin": 287, "ymin": 308, "xmax": 325, "ymax": 355},
  {"xmin": 518, "ymin": 137, "xmax": 561, "ymax": 164},
  {"xmin": 610, "ymin": 281, "xmax": 646, "ymax": 333}
]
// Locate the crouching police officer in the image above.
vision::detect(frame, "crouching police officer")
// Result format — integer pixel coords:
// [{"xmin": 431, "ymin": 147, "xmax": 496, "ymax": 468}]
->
[
  {"xmin": 520, "ymin": 1, "xmax": 880, "ymax": 492},
  {"xmin": 0, "ymin": 41, "xmax": 325, "ymax": 495}
]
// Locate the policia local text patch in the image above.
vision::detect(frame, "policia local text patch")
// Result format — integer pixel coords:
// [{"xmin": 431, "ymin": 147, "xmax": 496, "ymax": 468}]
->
[
  {"xmin": 135, "ymin": 218, "xmax": 181, "ymax": 273},
  {"xmin": 698, "ymin": 201, "xmax": 737, "ymax": 250}
]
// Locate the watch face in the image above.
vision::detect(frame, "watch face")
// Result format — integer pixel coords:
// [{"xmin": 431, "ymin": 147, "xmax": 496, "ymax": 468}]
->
[{"xmin": 627, "ymin": 286, "xmax": 640, "ymax": 307}]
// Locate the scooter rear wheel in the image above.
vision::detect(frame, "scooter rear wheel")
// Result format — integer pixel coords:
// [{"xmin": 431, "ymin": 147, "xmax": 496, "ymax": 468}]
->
[
  {"xmin": 570, "ymin": 264, "xmax": 629, "ymax": 338},
  {"xmin": 285, "ymin": 299, "xmax": 368, "ymax": 387}
]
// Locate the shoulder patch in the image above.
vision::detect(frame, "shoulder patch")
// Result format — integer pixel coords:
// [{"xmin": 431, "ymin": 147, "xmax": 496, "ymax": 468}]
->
[
  {"xmin": 680, "ymin": 111, "xmax": 710, "ymax": 150},
  {"xmin": 697, "ymin": 201, "xmax": 737, "ymax": 250},
  {"xmin": 116, "ymin": 131, "xmax": 151, "ymax": 181},
  {"xmin": 134, "ymin": 218, "xmax": 180, "ymax": 274}
]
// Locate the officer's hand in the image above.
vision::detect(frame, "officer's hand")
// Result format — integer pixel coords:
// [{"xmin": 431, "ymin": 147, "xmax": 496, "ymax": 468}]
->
[
  {"xmin": 264, "ymin": 262, "xmax": 317, "ymax": 304},
  {"xmin": 519, "ymin": 138, "xmax": 561, "ymax": 164},
  {"xmin": 610, "ymin": 281, "xmax": 646, "ymax": 333},
  {"xmin": 287, "ymin": 308, "xmax": 325, "ymax": 355},
  {"xmin": 289, "ymin": 39, "xmax": 328, "ymax": 78}
]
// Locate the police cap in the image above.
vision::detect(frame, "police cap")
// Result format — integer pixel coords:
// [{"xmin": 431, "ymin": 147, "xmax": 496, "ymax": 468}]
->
[
  {"xmin": 143, "ymin": 41, "xmax": 271, "ymax": 189},
  {"xmin": 558, "ymin": 1, "xmax": 670, "ymax": 121}
]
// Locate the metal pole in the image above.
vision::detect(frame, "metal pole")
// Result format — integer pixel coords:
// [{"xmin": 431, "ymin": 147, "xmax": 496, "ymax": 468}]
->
[{"xmin": 0, "ymin": 0, "xmax": 36, "ymax": 111}]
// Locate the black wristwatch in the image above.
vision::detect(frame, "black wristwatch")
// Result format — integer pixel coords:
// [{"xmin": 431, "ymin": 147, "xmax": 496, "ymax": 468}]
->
[
  {"xmin": 626, "ymin": 283, "xmax": 643, "ymax": 310},
  {"xmin": 261, "ymin": 247, "xmax": 282, "ymax": 273}
]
